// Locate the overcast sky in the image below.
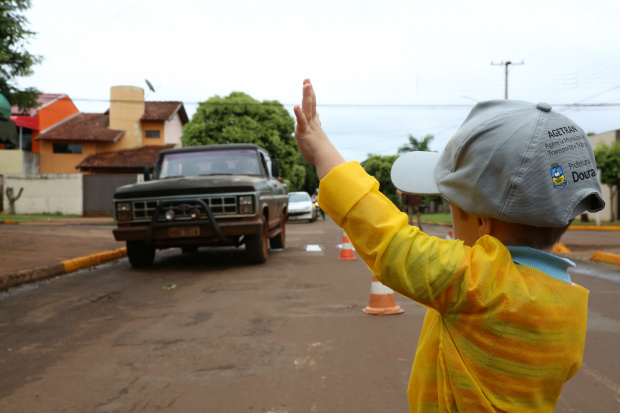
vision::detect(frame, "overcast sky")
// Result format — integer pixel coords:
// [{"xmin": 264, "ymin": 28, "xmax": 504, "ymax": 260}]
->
[{"xmin": 18, "ymin": 0, "xmax": 620, "ymax": 161}]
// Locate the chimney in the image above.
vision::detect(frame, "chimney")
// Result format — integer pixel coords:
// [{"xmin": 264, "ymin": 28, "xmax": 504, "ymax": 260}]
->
[{"xmin": 109, "ymin": 86, "xmax": 145, "ymax": 148}]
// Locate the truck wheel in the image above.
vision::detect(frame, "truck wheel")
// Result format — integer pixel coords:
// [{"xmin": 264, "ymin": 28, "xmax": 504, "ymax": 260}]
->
[
  {"xmin": 126, "ymin": 241, "xmax": 156, "ymax": 268},
  {"xmin": 270, "ymin": 212, "xmax": 286, "ymax": 249},
  {"xmin": 246, "ymin": 217, "xmax": 269, "ymax": 264}
]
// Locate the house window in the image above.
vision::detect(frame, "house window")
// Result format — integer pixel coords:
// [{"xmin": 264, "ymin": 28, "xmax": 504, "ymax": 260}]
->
[
  {"xmin": 4, "ymin": 128, "xmax": 33, "ymax": 151},
  {"xmin": 20, "ymin": 128, "xmax": 33, "ymax": 151},
  {"xmin": 145, "ymin": 130, "xmax": 161, "ymax": 138},
  {"xmin": 53, "ymin": 143, "xmax": 82, "ymax": 154}
]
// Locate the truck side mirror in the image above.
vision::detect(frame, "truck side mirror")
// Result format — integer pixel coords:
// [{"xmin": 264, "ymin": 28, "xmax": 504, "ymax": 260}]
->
[{"xmin": 143, "ymin": 167, "xmax": 151, "ymax": 182}]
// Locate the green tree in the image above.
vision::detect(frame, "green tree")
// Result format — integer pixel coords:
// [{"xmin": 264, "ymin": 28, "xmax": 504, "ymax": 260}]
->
[
  {"xmin": 0, "ymin": 0, "xmax": 42, "ymax": 109},
  {"xmin": 298, "ymin": 157, "xmax": 319, "ymax": 195},
  {"xmin": 398, "ymin": 133, "xmax": 434, "ymax": 154},
  {"xmin": 285, "ymin": 162, "xmax": 306, "ymax": 192},
  {"xmin": 361, "ymin": 154, "xmax": 400, "ymax": 206},
  {"xmin": 594, "ymin": 141, "xmax": 620, "ymax": 221},
  {"xmin": 182, "ymin": 91, "xmax": 303, "ymax": 189},
  {"xmin": 396, "ymin": 133, "xmax": 443, "ymax": 211}
]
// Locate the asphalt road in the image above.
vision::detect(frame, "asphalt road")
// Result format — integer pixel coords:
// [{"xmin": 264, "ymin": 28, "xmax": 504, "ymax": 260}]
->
[{"xmin": 0, "ymin": 219, "xmax": 618, "ymax": 413}]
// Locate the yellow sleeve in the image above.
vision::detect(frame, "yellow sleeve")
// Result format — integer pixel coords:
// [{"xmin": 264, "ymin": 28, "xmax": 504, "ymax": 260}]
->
[
  {"xmin": 318, "ymin": 162, "xmax": 577, "ymax": 316},
  {"xmin": 318, "ymin": 162, "xmax": 474, "ymax": 312}
]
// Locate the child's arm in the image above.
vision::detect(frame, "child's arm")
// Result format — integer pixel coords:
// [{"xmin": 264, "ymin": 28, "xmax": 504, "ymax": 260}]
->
[{"xmin": 293, "ymin": 79, "xmax": 345, "ymax": 180}]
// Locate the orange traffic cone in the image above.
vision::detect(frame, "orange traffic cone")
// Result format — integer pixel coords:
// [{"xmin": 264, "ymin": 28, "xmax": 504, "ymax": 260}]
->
[
  {"xmin": 363, "ymin": 276, "xmax": 404, "ymax": 315},
  {"xmin": 339, "ymin": 231, "xmax": 356, "ymax": 261}
]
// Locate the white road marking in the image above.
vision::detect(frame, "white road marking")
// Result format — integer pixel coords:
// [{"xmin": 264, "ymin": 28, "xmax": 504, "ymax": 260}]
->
[{"xmin": 581, "ymin": 363, "xmax": 620, "ymax": 403}]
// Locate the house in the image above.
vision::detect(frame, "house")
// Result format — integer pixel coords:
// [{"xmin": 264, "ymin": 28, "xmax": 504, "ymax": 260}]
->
[
  {"xmin": 0, "ymin": 93, "xmax": 79, "ymax": 175},
  {"xmin": 36, "ymin": 86, "xmax": 188, "ymax": 174},
  {"xmin": 1, "ymin": 86, "xmax": 189, "ymax": 216}
]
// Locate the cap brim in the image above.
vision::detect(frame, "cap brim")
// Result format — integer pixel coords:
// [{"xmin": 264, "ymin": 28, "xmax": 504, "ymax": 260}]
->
[{"xmin": 391, "ymin": 151, "xmax": 441, "ymax": 195}]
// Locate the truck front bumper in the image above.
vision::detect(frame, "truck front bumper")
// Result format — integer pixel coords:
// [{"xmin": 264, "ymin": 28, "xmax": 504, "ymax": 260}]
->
[{"xmin": 113, "ymin": 218, "xmax": 263, "ymax": 246}]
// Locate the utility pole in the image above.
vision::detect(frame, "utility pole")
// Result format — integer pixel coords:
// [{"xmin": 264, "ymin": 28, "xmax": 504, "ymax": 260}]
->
[{"xmin": 491, "ymin": 60, "xmax": 524, "ymax": 99}]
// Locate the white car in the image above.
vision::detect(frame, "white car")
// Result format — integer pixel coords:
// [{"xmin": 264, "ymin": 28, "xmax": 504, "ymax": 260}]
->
[{"xmin": 287, "ymin": 191, "xmax": 316, "ymax": 222}]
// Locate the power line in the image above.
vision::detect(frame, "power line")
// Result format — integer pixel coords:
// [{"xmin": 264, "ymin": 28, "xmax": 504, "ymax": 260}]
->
[{"xmin": 576, "ymin": 85, "xmax": 620, "ymax": 104}]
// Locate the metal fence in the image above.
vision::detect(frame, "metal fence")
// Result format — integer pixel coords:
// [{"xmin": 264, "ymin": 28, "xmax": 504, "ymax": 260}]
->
[{"xmin": 83, "ymin": 174, "xmax": 138, "ymax": 216}]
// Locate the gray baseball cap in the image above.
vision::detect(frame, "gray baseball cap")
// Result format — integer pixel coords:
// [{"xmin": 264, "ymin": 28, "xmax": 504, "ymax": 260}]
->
[{"xmin": 391, "ymin": 100, "xmax": 605, "ymax": 227}]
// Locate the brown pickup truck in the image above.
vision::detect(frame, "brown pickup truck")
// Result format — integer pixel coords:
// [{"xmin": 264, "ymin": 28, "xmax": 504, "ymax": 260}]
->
[{"xmin": 112, "ymin": 144, "xmax": 288, "ymax": 267}]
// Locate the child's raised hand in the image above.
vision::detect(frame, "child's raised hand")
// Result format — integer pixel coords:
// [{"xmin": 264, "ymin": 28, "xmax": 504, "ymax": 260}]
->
[
  {"xmin": 293, "ymin": 79, "xmax": 325, "ymax": 163},
  {"xmin": 293, "ymin": 79, "xmax": 345, "ymax": 179}
]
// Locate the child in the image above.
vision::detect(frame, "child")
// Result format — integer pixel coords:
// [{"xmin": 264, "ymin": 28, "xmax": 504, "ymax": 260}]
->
[{"xmin": 293, "ymin": 79, "xmax": 605, "ymax": 413}]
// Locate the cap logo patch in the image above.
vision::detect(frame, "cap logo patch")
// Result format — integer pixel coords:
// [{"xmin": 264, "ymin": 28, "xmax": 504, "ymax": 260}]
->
[{"xmin": 550, "ymin": 163, "xmax": 567, "ymax": 189}]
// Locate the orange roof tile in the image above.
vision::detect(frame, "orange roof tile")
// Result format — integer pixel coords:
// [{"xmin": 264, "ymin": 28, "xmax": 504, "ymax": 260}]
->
[
  {"xmin": 11, "ymin": 94, "xmax": 68, "ymax": 116},
  {"xmin": 142, "ymin": 101, "xmax": 188, "ymax": 123},
  {"xmin": 76, "ymin": 145, "xmax": 175, "ymax": 170},
  {"xmin": 37, "ymin": 113, "xmax": 124, "ymax": 142}
]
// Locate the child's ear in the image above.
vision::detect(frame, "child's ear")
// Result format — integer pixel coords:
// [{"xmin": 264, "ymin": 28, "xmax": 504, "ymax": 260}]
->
[{"xmin": 478, "ymin": 217, "xmax": 494, "ymax": 237}]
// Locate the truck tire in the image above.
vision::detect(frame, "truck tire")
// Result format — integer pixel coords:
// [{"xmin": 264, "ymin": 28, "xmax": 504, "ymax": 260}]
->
[
  {"xmin": 246, "ymin": 217, "xmax": 269, "ymax": 264},
  {"xmin": 127, "ymin": 241, "xmax": 156, "ymax": 268},
  {"xmin": 270, "ymin": 212, "xmax": 286, "ymax": 249}
]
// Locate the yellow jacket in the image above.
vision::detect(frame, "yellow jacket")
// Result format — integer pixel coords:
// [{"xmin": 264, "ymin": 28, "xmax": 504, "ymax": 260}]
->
[{"xmin": 319, "ymin": 162, "xmax": 588, "ymax": 413}]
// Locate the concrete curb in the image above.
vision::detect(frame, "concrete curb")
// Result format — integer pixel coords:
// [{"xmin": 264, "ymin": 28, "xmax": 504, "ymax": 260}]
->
[
  {"xmin": 0, "ymin": 220, "xmax": 112, "ymax": 226},
  {"xmin": 555, "ymin": 244, "xmax": 620, "ymax": 266},
  {"xmin": 0, "ymin": 248, "xmax": 127, "ymax": 291},
  {"xmin": 418, "ymin": 220, "xmax": 620, "ymax": 231},
  {"xmin": 591, "ymin": 251, "xmax": 620, "ymax": 266},
  {"xmin": 568, "ymin": 226, "xmax": 620, "ymax": 231}
]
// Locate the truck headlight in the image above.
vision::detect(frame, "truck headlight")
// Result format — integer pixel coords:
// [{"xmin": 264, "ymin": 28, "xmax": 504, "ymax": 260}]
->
[
  {"xmin": 238, "ymin": 195, "xmax": 254, "ymax": 214},
  {"xmin": 164, "ymin": 209, "xmax": 176, "ymax": 221},
  {"xmin": 116, "ymin": 202, "xmax": 132, "ymax": 221},
  {"xmin": 189, "ymin": 208, "xmax": 201, "ymax": 220}
]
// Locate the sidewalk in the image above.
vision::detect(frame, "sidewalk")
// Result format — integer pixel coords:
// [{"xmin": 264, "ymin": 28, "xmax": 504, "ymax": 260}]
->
[
  {"xmin": 0, "ymin": 217, "xmax": 618, "ymax": 291},
  {"xmin": 0, "ymin": 217, "xmax": 125, "ymax": 290},
  {"xmin": 0, "ymin": 217, "xmax": 114, "ymax": 226}
]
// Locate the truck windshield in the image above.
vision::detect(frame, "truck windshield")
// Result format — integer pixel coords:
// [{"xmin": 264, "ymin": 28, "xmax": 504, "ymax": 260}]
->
[{"xmin": 157, "ymin": 149, "xmax": 262, "ymax": 178}]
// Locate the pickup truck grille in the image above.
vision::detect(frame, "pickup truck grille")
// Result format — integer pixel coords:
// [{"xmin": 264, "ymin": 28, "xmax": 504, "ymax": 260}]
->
[{"xmin": 131, "ymin": 195, "xmax": 244, "ymax": 221}]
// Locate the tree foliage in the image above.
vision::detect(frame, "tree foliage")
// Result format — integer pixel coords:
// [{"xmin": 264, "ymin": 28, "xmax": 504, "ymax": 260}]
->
[
  {"xmin": 395, "ymin": 133, "xmax": 443, "ymax": 210},
  {"xmin": 398, "ymin": 133, "xmax": 434, "ymax": 154},
  {"xmin": 361, "ymin": 154, "xmax": 400, "ymax": 206},
  {"xmin": 297, "ymin": 156, "xmax": 320, "ymax": 196},
  {"xmin": 357, "ymin": 134, "xmax": 444, "ymax": 211},
  {"xmin": 182, "ymin": 91, "xmax": 304, "ymax": 189},
  {"xmin": 594, "ymin": 141, "xmax": 620, "ymax": 221},
  {"xmin": 0, "ymin": 0, "xmax": 42, "ymax": 109}
]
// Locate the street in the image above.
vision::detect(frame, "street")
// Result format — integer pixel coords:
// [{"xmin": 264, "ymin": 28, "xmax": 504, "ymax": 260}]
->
[{"xmin": 0, "ymin": 219, "xmax": 618, "ymax": 413}]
